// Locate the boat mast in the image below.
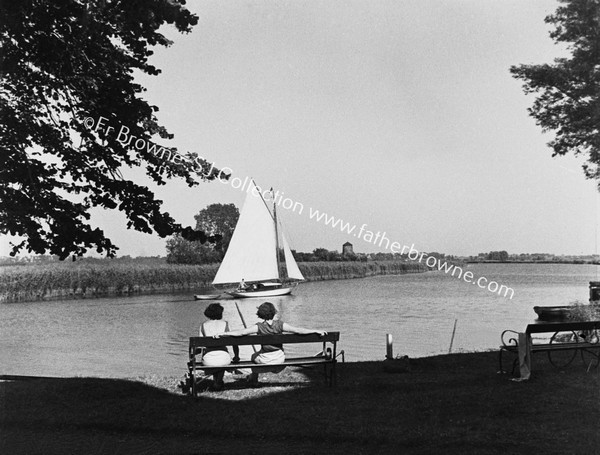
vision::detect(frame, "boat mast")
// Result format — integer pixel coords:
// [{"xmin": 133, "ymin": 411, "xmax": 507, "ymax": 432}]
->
[{"xmin": 272, "ymin": 187, "xmax": 281, "ymax": 281}]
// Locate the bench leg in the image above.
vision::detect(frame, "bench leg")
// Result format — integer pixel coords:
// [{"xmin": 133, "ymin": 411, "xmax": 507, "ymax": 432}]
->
[
  {"xmin": 323, "ymin": 362, "xmax": 337, "ymax": 387},
  {"xmin": 331, "ymin": 361, "xmax": 337, "ymax": 386},
  {"xmin": 331, "ymin": 351, "xmax": 344, "ymax": 386},
  {"xmin": 499, "ymin": 349, "xmax": 519, "ymax": 376}
]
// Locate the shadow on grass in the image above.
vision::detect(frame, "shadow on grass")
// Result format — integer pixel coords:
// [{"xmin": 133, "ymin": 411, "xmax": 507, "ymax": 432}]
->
[{"xmin": 1, "ymin": 351, "xmax": 599, "ymax": 454}]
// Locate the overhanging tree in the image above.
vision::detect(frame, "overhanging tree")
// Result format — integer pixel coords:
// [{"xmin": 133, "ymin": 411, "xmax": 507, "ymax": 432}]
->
[
  {"xmin": 0, "ymin": 0, "xmax": 221, "ymax": 259},
  {"xmin": 510, "ymin": 0, "xmax": 600, "ymax": 184}
]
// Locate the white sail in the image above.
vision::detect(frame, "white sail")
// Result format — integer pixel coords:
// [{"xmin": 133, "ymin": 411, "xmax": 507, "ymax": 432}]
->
[
  {"xmin": 282, "ymin": 233, "xmax": 305, "ymax": 281},
  {"xmin": 212, "ymin": 183, "xmax": 279, "ymax": 285}
]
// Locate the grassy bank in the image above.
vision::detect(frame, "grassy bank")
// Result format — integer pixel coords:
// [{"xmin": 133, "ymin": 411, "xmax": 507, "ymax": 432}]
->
[
  {"xmin": 0, "ymin": 258, "xmax": 427, "ymax": 302},
  {"xmin": 2, "ymin": 351, "xmax": 599, "ymax": 454}
]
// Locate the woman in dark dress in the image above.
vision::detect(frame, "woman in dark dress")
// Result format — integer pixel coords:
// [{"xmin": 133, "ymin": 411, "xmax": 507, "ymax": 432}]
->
[{"xmin": 215, "ymin": 302, "xmax": 326, "ymax": 386}]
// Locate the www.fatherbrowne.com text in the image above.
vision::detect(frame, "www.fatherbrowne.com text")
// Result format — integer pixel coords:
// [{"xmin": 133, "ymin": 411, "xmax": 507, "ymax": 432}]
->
[{"xmin": 217, "ymin": 175, "xmax": 515, "ymax": 300}]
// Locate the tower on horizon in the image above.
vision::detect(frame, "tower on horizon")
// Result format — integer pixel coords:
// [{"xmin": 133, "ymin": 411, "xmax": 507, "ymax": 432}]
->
[{"xmin": 342, "ymin": 242, "xmax": 354, "ymax": 256}]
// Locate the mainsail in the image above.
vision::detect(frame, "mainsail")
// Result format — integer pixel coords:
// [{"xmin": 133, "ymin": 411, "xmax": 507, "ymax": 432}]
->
[
  {"xmin": 212, "ymin": 181, "xmax": 304, "ymax": 286},
  {"xmin": 212, "ymin": 185, "xmax": 279, "ymax": 284}
]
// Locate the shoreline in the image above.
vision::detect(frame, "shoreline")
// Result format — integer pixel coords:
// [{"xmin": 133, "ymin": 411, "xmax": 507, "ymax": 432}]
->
[{"xmin": 0, "ymin": 259, "xmax": 427, "ymax": 303}]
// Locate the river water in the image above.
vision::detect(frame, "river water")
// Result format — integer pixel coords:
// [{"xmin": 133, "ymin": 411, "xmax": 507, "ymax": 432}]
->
[{"xmin": 1, "ymin": 263, "xmax": 598, "ymax": 378}]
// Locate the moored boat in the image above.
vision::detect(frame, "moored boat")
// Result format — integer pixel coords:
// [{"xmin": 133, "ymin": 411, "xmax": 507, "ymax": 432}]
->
[
  {"xmin": 193, "ymin": 294, "xmax": 223, "ymax": 301},
  {"xmin": 533, "ymin": 305, "xmax": 572, "ymax": 321}
]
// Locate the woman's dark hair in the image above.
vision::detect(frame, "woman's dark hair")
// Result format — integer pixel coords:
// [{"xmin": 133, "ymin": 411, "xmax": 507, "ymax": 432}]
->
[
  {"xmin": 256, "ymin": 302, "xmax": 277, "ymax": 320},
  {"xmin": 204, "ymin": 303, "xmax": 224, "ymax": 320}
]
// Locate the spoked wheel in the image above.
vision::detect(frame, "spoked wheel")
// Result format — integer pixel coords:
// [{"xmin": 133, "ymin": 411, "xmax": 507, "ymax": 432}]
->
[
  {"xmin": 580, "ymin": 329, "xmax": 600, "ymax": 371},
  {"xmin": 548, "ymin": 331, "xmax": 578, "ymax": 370}
]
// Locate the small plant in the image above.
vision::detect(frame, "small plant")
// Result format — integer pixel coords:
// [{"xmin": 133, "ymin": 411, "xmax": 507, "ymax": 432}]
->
[{"xmin": 568, "ymin": 300, "xmax": 600, "ymax": 321}]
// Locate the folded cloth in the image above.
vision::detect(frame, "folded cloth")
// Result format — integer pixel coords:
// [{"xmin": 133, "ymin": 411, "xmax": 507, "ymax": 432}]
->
[{"xmin": 517, "ymin": 332, "xmax": 531, "ymax": 381}]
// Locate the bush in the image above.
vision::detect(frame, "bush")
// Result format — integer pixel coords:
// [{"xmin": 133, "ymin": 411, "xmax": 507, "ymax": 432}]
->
[{"xmin": 569, "ymin": 300, "xmax": 600, "ymax": 321}]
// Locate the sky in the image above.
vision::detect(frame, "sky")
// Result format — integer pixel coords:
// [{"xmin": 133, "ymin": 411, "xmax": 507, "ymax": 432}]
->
[{"xmin": 4, "ymin": 0, "xmax": 600, "ymax": 258}]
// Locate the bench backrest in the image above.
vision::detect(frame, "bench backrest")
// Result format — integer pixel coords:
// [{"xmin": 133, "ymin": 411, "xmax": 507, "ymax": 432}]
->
[
  {"xmin": 189, "ymin": 331, "xmax": 340, "ymax": 351},
  {"xmin": 526, "ymin": 320, "xmax": 600, "ymax": 334}
]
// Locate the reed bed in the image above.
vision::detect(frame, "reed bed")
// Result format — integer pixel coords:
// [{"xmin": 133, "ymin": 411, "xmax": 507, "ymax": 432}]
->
[
  {"xmin": 0, "ymin": 259, "xmax": 427, "ymax": 303},
  {"xmin": 0, "ymin": 259, "xmax": 219, "ymax": 302},
  {"xmin": 297, "ymin": 260, "xmax": 426, "ymax": 281}
]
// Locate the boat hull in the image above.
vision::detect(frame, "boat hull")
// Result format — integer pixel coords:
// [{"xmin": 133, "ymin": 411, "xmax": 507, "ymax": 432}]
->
[
  {"xmin": 193, "ymin": 294, "xmax": 222, "ymax": 301},
  {"xmin": 227, "ymin": 287, "xmax": 292, "ymax": 298},
  {"xmin": 533, "ymin": 306, "xmax": 572, "ymax": 321}
]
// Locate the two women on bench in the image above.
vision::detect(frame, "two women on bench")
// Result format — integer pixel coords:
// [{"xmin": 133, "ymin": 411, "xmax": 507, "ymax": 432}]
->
[{"xmin": 215, "ymin": 301, "xmax": 327, "ymax": 387}]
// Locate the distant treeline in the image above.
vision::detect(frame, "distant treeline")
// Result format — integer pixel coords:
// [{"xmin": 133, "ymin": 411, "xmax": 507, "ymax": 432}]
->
[
  {"xmin": 3, "ymin": 248, "xmax": 462, "ymax": 266},
  {"xmin": 0, "ymin": 257, "xmax": 427, "ymax": 303},
  {"xmin": 294, "ymin": 249, "xmax": 392, "ymax": 262},
  {"xmin": 467, "ymin": 250, "xmax": 600, "ymax": 264}
]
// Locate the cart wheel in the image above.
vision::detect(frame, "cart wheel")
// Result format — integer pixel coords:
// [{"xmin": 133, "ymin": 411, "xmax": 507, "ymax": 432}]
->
[{"xmin": 548, "ymin": 331, "xmax": 578, "ymax": 370}]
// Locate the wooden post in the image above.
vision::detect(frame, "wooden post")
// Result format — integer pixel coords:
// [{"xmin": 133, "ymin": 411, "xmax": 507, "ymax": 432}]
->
[
  {"xmin": 386, "ymin": 333, "xmax": 393, "ymax": 359},
  {"xmin": 448, "ymin": 319, "xmax": 458, "ymax": 353}
]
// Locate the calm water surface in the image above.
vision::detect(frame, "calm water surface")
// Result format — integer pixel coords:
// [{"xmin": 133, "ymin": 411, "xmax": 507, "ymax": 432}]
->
[{"xmin": 1, "ymin": 263, "xmax": 599, "ymax": 377}]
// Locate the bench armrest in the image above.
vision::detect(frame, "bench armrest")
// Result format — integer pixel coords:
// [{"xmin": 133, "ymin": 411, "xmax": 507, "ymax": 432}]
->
[{"xmin": 500, "ymin": 330, "xmax": 520, "ymax": 347}]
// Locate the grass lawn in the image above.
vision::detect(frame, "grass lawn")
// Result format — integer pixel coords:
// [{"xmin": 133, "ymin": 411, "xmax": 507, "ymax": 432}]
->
[{"xmin": 1, "ymin": 351, "xmax": 599, "ymax": 454}]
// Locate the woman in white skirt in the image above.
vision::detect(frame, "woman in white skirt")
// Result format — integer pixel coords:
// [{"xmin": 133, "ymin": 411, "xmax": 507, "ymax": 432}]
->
[
  {"xmin": 200, "ymin": 303, "xmax": 239, "ymax": 390},
  {"xmin": 215, "ymin": 301, "xmax": 326, "ymax": 386}
]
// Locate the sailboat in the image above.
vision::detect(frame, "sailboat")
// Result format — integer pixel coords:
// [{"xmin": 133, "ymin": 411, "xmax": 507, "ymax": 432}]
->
[{"xmin": 210, "ymin": 180, "xmax": 305, "ymax": 298}]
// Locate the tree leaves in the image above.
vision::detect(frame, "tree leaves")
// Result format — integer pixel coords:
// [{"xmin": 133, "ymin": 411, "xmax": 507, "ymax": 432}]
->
[
  {"xmin": 194, "ymin": 203, "xmax": 240, "ymax": 254},
  {"xmin": 166, "ymin": 203, "xmax": 239, "ymax": 264},
  {"xmin": 0, "ymin": 0, "xmax": 217, "ymax": 259},
  {"xmin": 510, "ymin": 0, "xmax": 600, "ymax": 183}
]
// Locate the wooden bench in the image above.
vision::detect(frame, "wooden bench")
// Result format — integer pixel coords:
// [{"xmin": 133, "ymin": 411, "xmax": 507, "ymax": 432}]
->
[
  {"xmin": 187, "ymin": 332, "xmax": 342, "ymax": 395},
  {"xmin": 499, "ymin": 320, "xmax": 600, "ymax": 379}
]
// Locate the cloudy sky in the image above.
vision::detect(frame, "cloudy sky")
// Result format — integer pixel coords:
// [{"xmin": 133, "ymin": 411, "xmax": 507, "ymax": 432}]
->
[{"xmin": 4, "ymin": 0, "xmax": 599, "ymax": 258}]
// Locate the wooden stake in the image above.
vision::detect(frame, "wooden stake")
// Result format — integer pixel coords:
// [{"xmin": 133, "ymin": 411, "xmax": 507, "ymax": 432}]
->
[
  {"xmin": 449, "ymin": 319, "xmax": 458, "ymax": 353},
  {"xmin": 235, "ymin": 301, "xmax": 248, "ymax": 328},
  {"xmin": 235, "ymin": 301, "xmax": 257, "ymax": 353},
  {"xmin": 386, "ymin": 333, "xmax": 393, "ymax": 359}
]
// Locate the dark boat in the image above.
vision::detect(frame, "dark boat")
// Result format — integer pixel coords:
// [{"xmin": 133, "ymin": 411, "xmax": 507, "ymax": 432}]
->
[{"xmin": 533, "ymin": 306, "xmax": 572, "ymax": 321}]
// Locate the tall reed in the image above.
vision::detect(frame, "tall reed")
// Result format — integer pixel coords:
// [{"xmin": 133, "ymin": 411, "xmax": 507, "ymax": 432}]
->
[{"xmin": 0, "ymin": 259, "xmax": 219, "ymax": 302}]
